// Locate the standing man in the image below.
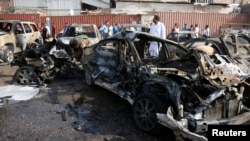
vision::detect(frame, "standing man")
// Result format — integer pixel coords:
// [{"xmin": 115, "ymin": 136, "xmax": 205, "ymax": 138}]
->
[
  {"xmin": 194, "ymin": 24, "xmax": 199, "ymax": 38},
  {"xmin": 63, "ymin": 23, "xmax": 69, "ymax": 33},
  {"xmin": 112, "ymin": 23, "xmax": 118, "ymax": 35},
  {"xmin": 51, "ymin": 23, "xmax": 56, "ymax": 38},
  {"xmin": 149, "ymin": 15, "xmax": 166, "ymax": 57},
  {"xmin": 99, "ymin": 21, "xmax": 110, "ymax": 39},
  {"xmin": 42, "ymin": 23, "xmax": 50, "ymax": 43}
]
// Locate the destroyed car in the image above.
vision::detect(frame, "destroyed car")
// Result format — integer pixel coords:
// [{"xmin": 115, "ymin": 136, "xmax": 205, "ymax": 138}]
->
[
  {"xmin": 57, "ymin": 23, "xmax": 101, "ymax": 47},
  {"xmin": 11, "ymin": 39, "xmax": 80, "ymax": 86},
  {"xmin": 167, "ymin": 31, "xmax": 204, "ymax": 45},
  {"xmin": 220, "ymin": 26, "xmax": 250, "ymax": 37},
  {"xmin": 206, "ymin": 32, "xmax": 250, "ymax": 108},
  {"xmin": 0, "ymin": 20, "xmax": 42, "ymax": 64},
  {"xmin": 82, "ymin": 31, "xmax": 250, "ymax": 141}
]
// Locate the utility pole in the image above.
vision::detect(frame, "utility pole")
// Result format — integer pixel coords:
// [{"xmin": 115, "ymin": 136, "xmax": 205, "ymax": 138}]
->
[{"xmin": 45, "ymin": 0, "xmax": 48, "ymax": 14}]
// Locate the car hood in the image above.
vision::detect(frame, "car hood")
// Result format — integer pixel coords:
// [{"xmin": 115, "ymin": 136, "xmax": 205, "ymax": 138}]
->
[
  {"xmin": 58, "ymin": 36, "xmax": 99, "ymax": 45},
  {"xmin": 57, "ymin": 37, "xmax": 74, "ymax": 45},
  {"xmin": 0, "ymin": 31, "xmax": 8, "ymax": 35}
]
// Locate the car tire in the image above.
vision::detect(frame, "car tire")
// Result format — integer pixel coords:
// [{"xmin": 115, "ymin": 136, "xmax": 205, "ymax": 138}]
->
[
  {"xmin": 132, "ymin": 93, "xmax": 169, "ymax": 134},
  {"xmin": 3, "ymin": 47, "xmax": 14, "ymax": 63},
  {"xmin": 12, "ymin": 66, "xmax": 41, "ymax": 86},
  {"xmin": 84, "ymin": 67, "xmax": 94, "ymax": 86}
]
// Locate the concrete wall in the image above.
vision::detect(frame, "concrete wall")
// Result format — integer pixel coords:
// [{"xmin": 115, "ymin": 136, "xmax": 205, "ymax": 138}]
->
[
  {"xmin": 13, "ymin": 0, "xmax": 81, "ymax": 16},
  {"xmin": 112, "ymin": 2, "xmax": 239, "ymax": 14},
  {"xmin": 81, "ymin": 0, "xmax": 110, "ymax": 8},
  {"xmin": 0, "ymin": 0, "xmax": 14, "ymax": 13}
]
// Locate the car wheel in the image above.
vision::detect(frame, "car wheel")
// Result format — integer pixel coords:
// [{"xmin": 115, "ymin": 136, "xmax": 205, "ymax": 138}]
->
[
  {"xmin": 84, "ymin": 67, "xmax": 93, "ymax": 86},
  {"xmin": 132, "ymin": 93, "xmax": 168, "ymax": 134},
  {"xmin": 12, "ymin": 66, "xmax": 41, "ymax": 86},
  {"xmin": 3, "ymin": 47, "xmax": 14, "ymax": 63}
]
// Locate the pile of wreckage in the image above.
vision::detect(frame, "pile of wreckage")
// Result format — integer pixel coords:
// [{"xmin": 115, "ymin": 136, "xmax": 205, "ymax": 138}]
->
[{"xmin": 1, "ymin": 28, "xmax": 250, "ymax": 141}]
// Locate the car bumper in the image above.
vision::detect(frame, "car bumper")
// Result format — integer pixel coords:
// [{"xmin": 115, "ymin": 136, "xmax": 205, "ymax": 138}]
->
[
  {"xmin": 0, "ymin": 50, "xmax": 4, "ymax": 62},
  {"xmin": 157, "ymin": 107, "xmax": 250, "ymax": 141}
]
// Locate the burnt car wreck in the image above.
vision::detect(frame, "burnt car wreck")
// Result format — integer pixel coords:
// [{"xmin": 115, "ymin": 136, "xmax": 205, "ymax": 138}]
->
[
  {"xmin": 11, "ymin": 39, "xmax": 81, "ymax": 86},
  {"xmin": 82, "ymin": 31, "xmax": 250, "ymax": 141}
]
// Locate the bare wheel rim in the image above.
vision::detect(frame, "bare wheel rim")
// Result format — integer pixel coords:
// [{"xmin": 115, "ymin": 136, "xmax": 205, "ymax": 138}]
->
[
  {"xmin": 134, "ymin": 98, "xmax": 157, "ymax": 131},
  {"xmin": 17, "ymin": 69, "xmax": 39, "ymax": 85},
  {"xmin": 6, "ymin": 49, "xmax": 14, "ymax": 62}
]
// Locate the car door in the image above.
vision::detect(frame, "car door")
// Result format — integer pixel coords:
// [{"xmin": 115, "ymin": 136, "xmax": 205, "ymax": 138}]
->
[
  {"xmin": 22, "ymin": 23, "xmax": 33, "ymax": 45},
  {"xmin": 14, "ymin": 23, "xmax": 28, "ymax": 50},
  {"xmin": 29, "ymin": 23, "xmax": 41, "ymax": 43},
  {"xmin": 92, "ymin": 39, "xmax": 121, "ymax": 82}
]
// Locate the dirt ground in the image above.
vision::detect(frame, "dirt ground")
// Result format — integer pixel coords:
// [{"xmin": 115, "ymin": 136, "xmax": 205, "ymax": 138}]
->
[{"xmin": 0, "ymin": 65, "xmax": 176, "ymax": 141}]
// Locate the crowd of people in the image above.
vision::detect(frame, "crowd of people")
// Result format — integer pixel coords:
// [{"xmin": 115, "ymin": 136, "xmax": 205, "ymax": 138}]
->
[
  {"xmin": 145, "ymin": 15, "xmax": 210, "ymax": 57},
  {"xmin": 36, "ymin": 15, "xmax": 210, "ymax": 60},
  {"xmin": 99, "ymin": 21, "xmax": 121, "ymax": 39},
  {"xmin": 172, "ymin": 22, "xmax": 210, "ymax": 38}
]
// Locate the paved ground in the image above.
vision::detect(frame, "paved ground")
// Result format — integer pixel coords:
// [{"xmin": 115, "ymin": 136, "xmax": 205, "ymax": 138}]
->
[{"xmin": 0, "ymin": 65, "xmax": 176, "ymax": 141}]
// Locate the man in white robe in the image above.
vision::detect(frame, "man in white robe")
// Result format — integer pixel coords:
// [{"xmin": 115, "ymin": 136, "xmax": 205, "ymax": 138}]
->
[{"xmin": 149, "ymin": 15, "xmax": 166, "ymax": 57}]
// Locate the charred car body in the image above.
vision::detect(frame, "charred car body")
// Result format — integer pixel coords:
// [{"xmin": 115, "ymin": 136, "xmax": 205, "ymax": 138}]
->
[
  {"xmin": 82, "ymin": 31, "xmax": 250, "ymax": 141},
  {"xmin": 11, "ymin": 39, "xmax": 80, "ymax": 86},
  {"xmin": 184, "ymin": 31, "xmax": 250, "ymax": 108}
]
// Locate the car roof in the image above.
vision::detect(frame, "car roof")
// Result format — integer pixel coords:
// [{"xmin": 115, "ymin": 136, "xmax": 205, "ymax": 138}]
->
[
  {"xmin": 69, "ymin": 23, "xmax": 96, "ymax": 27},
  {"xmin": 121, "ymin": 24, "xmax": 150, "ymax": 28},
  {"xmin": 168, "ymin": 31, "xmax": 196, "ymax": 34},
  {"xmin": 0, "ymin": 20, "xmax": 35, "ymax": 23}
]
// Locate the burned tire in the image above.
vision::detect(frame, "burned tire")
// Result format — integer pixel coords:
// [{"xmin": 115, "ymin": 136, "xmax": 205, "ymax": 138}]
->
[
  {"xmin": 84, "ymin": 67, "xmax": 94, "ymax": 86},
  {"xmin": 3, "ymin": 47, "xmax": 14, "ymax": 63},
  {"xmin": 132, "ymin": 93, "xmax": 168, "ymax": 134},
  {"xmin": 12, "ymin": 66, "xmax": 41, "ymax": 86}
]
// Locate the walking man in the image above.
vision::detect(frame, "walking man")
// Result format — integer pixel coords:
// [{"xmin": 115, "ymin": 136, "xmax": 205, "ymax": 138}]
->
[
  {"xmin": 202, "ymin": 25, "xmax": 210, "ymax": 38},
  {"xmin": 194, "ymin": 24, "xmax": 199, "ymax": 38},
  {"xmin": 149, "ymin": 15, "xmax": 166, "ymax": 57}
]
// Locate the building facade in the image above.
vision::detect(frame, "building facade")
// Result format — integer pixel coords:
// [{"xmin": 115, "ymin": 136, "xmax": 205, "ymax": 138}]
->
[{"xmin": 0, "ymin": 0, "xmax": 249, "ymax": 15}]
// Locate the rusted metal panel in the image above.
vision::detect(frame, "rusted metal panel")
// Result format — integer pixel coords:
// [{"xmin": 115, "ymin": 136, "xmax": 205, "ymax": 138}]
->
[
  {"xmin": 0, "ymin": 13, "xmax": 248, "ymax": 37},
  {"xmin": 41, "ymin": 15, "xmax": 141, "ymax": 35},
  {"xmin": 0, "ymin": 14, "xmax": 41, "ymax": 24},
  {"xmin": 156, "ymin": 12, "xmax": 250, "ymax": 37}
]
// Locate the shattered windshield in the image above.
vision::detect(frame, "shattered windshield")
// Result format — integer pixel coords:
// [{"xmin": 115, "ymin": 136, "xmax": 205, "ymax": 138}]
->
[{"xmin": 63, "ymin": 25, "xmax": 96, "ymax": 38}]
